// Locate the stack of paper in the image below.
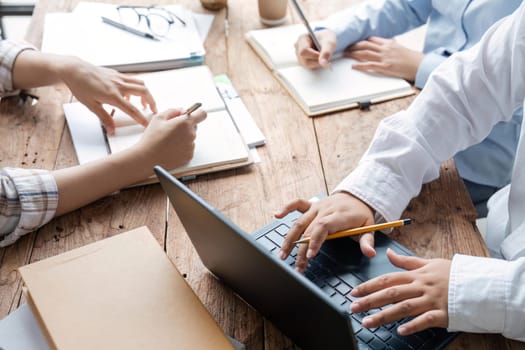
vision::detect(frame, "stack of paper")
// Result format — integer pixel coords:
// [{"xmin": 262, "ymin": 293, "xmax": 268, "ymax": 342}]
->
[{"xmin": 42, "ymin": 2, "xmax": 208, "ymax": 72}]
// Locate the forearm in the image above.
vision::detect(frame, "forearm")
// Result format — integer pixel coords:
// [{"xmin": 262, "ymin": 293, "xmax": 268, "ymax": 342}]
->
[
  {"xmin": 12, "ymin": 50, "xmax": 78, "ymax": 90},
  {"xmin": 53, "ymin": 146, "xmax": 154, "ymax": 216},
  {"xmin": 322, "ymin": 0, "xmax": 431, "ymax": 53}
]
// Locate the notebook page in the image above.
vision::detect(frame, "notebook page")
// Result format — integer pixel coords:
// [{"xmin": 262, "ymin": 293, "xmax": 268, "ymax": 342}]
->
[
  {"xmin": 108, "ymin": 110, "xmax": 249, "ymax": 172},
  {"xmin": 63, "ymin": 103, "xmax": 108, "ymax": 164},
  {"xmin": 108, "ymin": 65, "xmax": 225, "ymax": 129},
  {"xmin": 137, "ymin": 66, "xmax": 225, "ymax": 113},
  {"xmin": 42, "ymin": 4, "xmax": 204, "ymax": 70},
  {"xmin": 277, "ymin": 58, "xmax": 412, "ymax": 113},
  {"xmin": 245, "ymin": 24, "xmax": 307, "ymax": 68}
]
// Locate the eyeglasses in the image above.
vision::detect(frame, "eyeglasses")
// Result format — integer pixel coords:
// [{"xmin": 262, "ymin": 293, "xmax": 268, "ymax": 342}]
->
[{"xmin": 116, "ymin": 6, "xmax": 186, "ymax": 37}]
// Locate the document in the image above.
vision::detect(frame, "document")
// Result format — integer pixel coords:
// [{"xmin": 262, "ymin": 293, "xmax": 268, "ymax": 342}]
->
[
  {"xmin": 42, "ymin": 2, "xmax": 206, "ymax": 72},
  {"xmin": 245, "ymin": 24, "xmax": 415, "ymax": 116},
  {"xmin": 64, "ymin": 66, "xmax": 252, "ymax": 184}
]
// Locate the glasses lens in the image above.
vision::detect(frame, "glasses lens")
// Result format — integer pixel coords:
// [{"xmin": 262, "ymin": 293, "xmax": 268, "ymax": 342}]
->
[
  {"xmin": 118, "ymin": 7, "xmax": 140, "ymax": 26},
  {"xmin": 147, "ymin": 13, "xmax": 171, "ymax": 36}
]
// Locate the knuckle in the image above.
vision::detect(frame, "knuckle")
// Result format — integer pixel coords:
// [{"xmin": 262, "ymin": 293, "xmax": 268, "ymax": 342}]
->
[
  {"xmin": 386, "ymin": 287, "xmax": 399, "ymax": 298},
  {"xmin": 317, "ymin": 220, "xmax": 329, "ymax": 231},
  {"xmin": 379, "ymin": 275, "xmax": 390, "ymax": 287},
  {"xmin": 399, "ymin": 301, "xmax": 412, "ymax": 315},
  {"xmin": 425, "ymin": 312, "xmax": 436, "ymax": 325},
  {"xmin": 292, "ymin": 219, "xmax": 307, "ymax": 231}
]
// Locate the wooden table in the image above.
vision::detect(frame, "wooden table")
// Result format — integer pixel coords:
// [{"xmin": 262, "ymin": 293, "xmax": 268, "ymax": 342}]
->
[{"xmin": 0, "ymin": 0, "xmax": 521, "ymax": 349}]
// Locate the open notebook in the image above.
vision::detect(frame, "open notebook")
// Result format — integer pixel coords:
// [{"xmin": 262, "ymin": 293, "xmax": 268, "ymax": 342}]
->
[
  {"xmin": 245, "ymin": 24, "xmax": 415, "ymax": 116},
  {"xmin": 42, "ymin": 2, "xmax": 205, "ymax": 72},
  {"xmin": 64, "ymin": 66, "xmax": 252, "ymax": 185}
]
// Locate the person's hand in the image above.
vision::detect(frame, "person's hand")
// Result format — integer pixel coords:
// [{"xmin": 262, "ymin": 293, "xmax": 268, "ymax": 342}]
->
[
  {"xmin": 294, "ymin": 29, "xmax": 337, "ymax": 69},
  {"xmin": 350, "ymin": 249, "xmax": 451, "ymax": 335},
  {"xmin": 58, "ymin": 57, "xmax": 158, "ymax": 135},
  {"xmin": 345, "ymin": 36, "xmax": 425, "ymax": 82},
  {"xmin": 136, "ymin": 108, "xmax": 207, "ymax": 170},
  {"xmin": 275, "ymin": 192, "xmax": 375, "ymax": 273}
]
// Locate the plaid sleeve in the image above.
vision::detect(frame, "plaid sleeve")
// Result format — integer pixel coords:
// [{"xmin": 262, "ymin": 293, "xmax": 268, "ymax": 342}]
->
[
  {"xmin": 0, "ymin": 40, "xmax": 36, "ymax": 96},
  {"xmin": 0, "ymin": 168, "xmax": 58, "ymax": 247}
]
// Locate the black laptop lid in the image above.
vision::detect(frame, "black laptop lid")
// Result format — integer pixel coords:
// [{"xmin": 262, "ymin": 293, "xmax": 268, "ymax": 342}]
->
[{"xmin": 155, "ymin": 166, "xmax": 356, "ymax": 350}]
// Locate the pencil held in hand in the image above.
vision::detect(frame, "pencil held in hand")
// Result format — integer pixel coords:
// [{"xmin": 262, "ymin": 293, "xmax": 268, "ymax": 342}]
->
[{"xmin": 294, "ymin": 218, "xmax": 413, "ymax": 244}]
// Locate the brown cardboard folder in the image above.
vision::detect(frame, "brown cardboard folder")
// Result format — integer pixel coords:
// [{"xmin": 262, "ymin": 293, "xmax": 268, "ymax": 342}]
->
[{"xmin": 19, "ymin": 227, "xmax": 234, "ymax": 350}]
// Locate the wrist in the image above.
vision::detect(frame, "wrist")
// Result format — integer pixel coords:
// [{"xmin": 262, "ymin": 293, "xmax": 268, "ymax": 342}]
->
[
  {"xmin": 52, "ymin": 54, "xmax": 83, "ymax": 84},
  {"xmin": 119, "ymin": 144, "xmax": 157, "ymax": 182}
]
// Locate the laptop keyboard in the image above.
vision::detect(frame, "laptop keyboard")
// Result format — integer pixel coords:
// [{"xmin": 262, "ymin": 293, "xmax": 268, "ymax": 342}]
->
[{"xmin": 255, "ymin": 218, "xmax": 441, "ymax": 350}]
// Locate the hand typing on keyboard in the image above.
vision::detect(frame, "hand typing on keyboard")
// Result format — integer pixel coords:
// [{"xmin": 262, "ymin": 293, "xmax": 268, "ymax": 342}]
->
[
  {"xmin": 275, "ymin": 192, "xmax": 375, "ymax": 273},
  {"xmin": 350, "ymin": 248, "xmax": 451, "ymax": 336}
]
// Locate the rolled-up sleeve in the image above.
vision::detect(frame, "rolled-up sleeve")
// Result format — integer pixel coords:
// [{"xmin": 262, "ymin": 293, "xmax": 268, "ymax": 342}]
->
[
  {"xmin": 0, "ymin": 168, "xmax": 58, "ymax": 247},
  {"xmin": 0, "ymin": 40, "xmax": 35, "ymax": 96}
]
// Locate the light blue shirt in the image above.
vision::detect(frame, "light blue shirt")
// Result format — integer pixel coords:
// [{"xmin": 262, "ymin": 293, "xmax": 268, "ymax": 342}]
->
[{"xmin": 323, "ymin": 0, "xmax": 523, "ymax": 187}]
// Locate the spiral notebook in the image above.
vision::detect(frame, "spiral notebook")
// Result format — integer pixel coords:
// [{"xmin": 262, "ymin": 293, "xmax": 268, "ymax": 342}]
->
[{"xmin": 245, "ymin": 24, "xmax": 415, "ymax": 116}]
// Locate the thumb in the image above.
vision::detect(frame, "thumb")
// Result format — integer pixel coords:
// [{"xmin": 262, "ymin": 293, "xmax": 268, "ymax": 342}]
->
[
  {"xmin": 319, "ymin": 47, "xmax": 333, "ymax": 67},
  {"xmin": 187, "ymin": 109, "xmax": 207, "ymax": 125},
  {"xmin": 359, "ymin": 232, "xmax": 376, "ymax": 258},
  {"xmin": 318, "ymin": 32, "xmax": 336, "ymax": 67},
  {"xmin": 386, "ymin": 248, "xmax": 427, "ymax": 271}
]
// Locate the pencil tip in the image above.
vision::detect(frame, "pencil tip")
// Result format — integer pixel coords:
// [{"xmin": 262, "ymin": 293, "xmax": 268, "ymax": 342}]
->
[{"xmin": 403, "ymin": 218, "xmax": 413, "ymax": 225}]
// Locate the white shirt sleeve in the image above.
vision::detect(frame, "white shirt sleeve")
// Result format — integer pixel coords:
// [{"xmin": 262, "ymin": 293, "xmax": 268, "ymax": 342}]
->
[
  {"xmin": 334, "ymin": 3, "xmax": 525, "ymax": 222},
  {"xmin": 449, "ymin": 254, "xmax": 525, "ymax": 341},
  {"xmin": 334, "ymin": 3, "xmax": 525, "ymax": 339}
]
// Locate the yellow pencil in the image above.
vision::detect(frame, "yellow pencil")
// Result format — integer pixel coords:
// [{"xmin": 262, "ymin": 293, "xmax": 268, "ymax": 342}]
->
[{"xmin": 294, "ymin": 218, "xmax": 412, "ymax": 244}]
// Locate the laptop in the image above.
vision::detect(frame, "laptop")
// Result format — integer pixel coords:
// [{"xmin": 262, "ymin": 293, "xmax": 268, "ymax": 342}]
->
[{"xmin": 155, "ymin": 166, "xmax": 456, "ymax": 350}]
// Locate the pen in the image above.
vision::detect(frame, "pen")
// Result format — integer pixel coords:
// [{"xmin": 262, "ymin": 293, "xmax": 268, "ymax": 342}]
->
[
  {"xmin": 290, "ymin": 0, "xmax": 332, "ymax": 70},
  {"xmin": 294, "ymin": 218, "xmax": 413, "ymax": 244},
  {"xmin": 184, "ymin": 102, "xmax": 202, "ymax": 116},
  {"xmin": 101, "ymin": 16, "xmax": 160, "ymax": 41}
]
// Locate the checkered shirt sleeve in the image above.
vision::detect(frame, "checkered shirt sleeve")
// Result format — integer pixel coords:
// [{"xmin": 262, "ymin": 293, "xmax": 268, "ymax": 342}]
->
[
  {"xmin": 0, "ymin": 168, "xmax": 58, "ymax": 247},
  {"xmin": 0, "ymin": 39, "xmax": 35, "ymax": 96}
]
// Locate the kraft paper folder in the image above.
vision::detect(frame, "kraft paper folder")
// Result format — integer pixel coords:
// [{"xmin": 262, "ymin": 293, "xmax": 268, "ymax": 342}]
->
[{"xmin": 18, "ymin": 227, "xmax": 235, "ymax": 350}]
